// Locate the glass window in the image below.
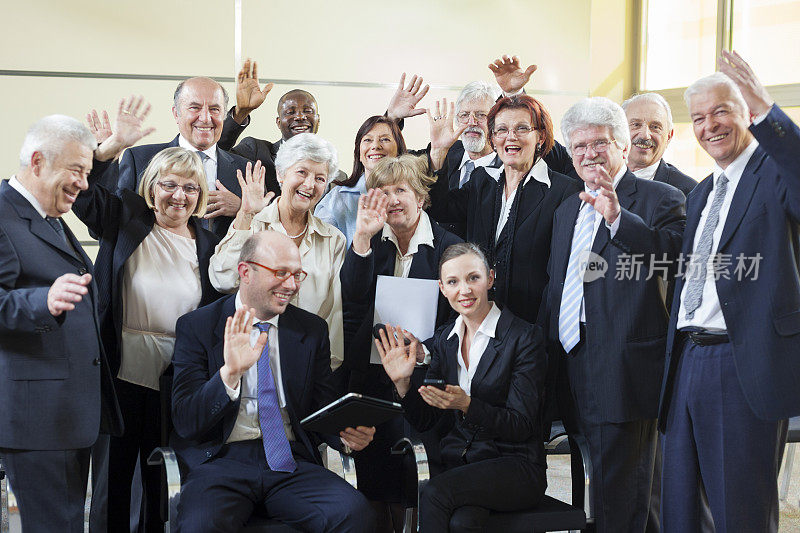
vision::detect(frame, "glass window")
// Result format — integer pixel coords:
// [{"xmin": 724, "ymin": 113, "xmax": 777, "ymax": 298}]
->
[
  {"xmin": 732, "ymin": 0, "xmax": 800, "ymax": 86},
  {"xmin": 643, "ymin": 0, "xmax": 718, "ymax": 90}
]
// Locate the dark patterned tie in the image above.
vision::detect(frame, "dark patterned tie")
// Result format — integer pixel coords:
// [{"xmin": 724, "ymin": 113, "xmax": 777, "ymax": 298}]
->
[
  {"xmin": 45, "ymin": 216, "xmax": 68, "ymax": 245},
  {"xmin": 195, "ymin": 151, "xmax": 211, "ymax": 231},
  {"xmin": 459, "ymin": 159, "xmax": 475, "ymax": 188}
]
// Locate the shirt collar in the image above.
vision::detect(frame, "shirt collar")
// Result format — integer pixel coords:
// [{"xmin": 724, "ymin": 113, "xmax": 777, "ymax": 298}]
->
[
  {"xmin": 235, "ymin": 292, "xmax": 280, "ymax": 328},
  {"xmin": 447, "ymin": 302, "xmax": 502, "ymax": 340},
  {"xmin": 253, "ymin": 199, "xmax": 336, "ymax": 238},
  {"xmin": 712, "ymin": 139, "xmax": 759, "ymax": 186},
  {"xmin": 486, "ymin": 157, "xmax": 551, "ymax": 188},
  {"xmin": 8, "ymin": 175, "xmax": 47, "ymax": 218},
  {"xmin": 178, "ymin": 135, "xmax": 217, "ymax": 162},
  {"xmin": 459, "ymin": 150, "xmax": 497, "ymax": 171},
  {"xmin": 339, "ymin": 174, "xmax": 366, "ymax": 193},
  {"xmin": 632, "ymin": 160, "xmax": 661, "ymax": 181},
  {"xmin": 381, "ymin": 210, "xmax": 434, "ymax": 257}
]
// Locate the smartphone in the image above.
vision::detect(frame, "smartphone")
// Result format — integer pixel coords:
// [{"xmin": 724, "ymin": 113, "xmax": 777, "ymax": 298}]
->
[
  {"xmin": 372, "ymin": 323, "xmax": 411, "ymax": 346},
  {"xmin": 423, "ymin": 378, "xmax": 447, "ymax": 390}
]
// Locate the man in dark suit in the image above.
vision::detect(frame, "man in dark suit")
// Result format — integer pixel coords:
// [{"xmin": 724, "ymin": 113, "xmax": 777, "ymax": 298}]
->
[
  {"xmin": 541, "ymin": 97, "xmax": 685, "ymax": 532},
  {"xmin": 659, "ymin": 52, "xmax": 800, "ymax": 533},
  {"xmin": 622, "ymin": 93, "xmax": 698, "ymax": 196},
  {"xmin": 171, "ymin": 230, "xmax": 375, "ymax": 532},
  {"xmin": 0, "ymin": 115, "xmax": 122, "ymax": 532},
  {"xmin": 116, "ymin": 76, "xmax": 249, "ymax": 238}
]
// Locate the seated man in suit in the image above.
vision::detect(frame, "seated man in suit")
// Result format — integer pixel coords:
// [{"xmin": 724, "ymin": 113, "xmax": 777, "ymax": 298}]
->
[
  {"xmin": 0, "ymin": 114, "xmax": 123, "ymax": 532},
  {"xmin": 622, "ymin": 92, "xmax": 697, "ymax": 196},
  {"xmin": 659, "ymin": 51, "xmax": 800, "ymax": 533},
  {"xmin": 541, "ymin": 97, "xmax": 685, "ymax": 532},
  {"xmin": 116, "ymin": 76, "xmax": 249, "ymax": 238},
  {"xmin": 171, "ymin": 229, "xmax": 376, "ymax": 532}
]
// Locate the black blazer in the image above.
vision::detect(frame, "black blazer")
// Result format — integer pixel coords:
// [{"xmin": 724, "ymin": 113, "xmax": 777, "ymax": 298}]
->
[
  {"xmin": 400, "ymin": 307, "xmax": 547, "ymax": 468},
  {"xmin": 427, "ymin": 160, "xmax": 580, "ymax": 324},
  {"xmin": 659, "ymin": 106, "xmax": 800, "ymax": 428},
  {"xmin": 0, "ymin": 181, "xmax": 123, "ymax": 449},
  {"xmin": 653, "ymin": 159, "xmax": 697, "ymax": 197},
  {"xmin": 340, "ymin": 220, "xmax": 463, "ymax": 375},
  {"xmin": 170, "ymin": 296, "xmax": 341, "ymax": 469},
  {"xmin": 115, "ymin": 135, "xmax": 249, "ymax": 238},
  {"xmin": 218, "ymin": 111, "xmax": 282, "ymax": 195},
  {"xmin": 542, "ymin": 171, "xmax": 685, "ymax": 424},
  {"xmin": 72, "ymin": 160, "xmax": 224, "ymax": 378}
]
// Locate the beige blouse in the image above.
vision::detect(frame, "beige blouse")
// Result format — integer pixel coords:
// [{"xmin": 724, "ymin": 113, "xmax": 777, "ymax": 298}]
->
[
  {"xmin": 209, "ymin": 201, "xmax": 346, "ymax": 370},
  {"xmin": 119, "ymin": 225, "xmax": 202, "ymax": 390}
]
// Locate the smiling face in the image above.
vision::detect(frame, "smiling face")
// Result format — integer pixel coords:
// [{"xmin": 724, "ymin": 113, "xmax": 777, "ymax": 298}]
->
[
  {"xmin": 173, "ymin": 78, "xmax": 225, "ymax": 151},
  {"xmin": 359, "ymin": 123, "xmax": 399, "ymax": 177},
  {"xmin": 278, "ymin": 159, "xmax": 329, "ymax": 215},
  {"xmin": 458, "ymin": 97, "xmax": 493, "ymax": 156},
  {"xmin": 276, "ymin": 92, "xmax": 319, "ymax": 140},
  {"xmin": 439, "ymin": 253, "xmax": 494, "ymax": 320},
  {"xmin": 492, "ymin": 107, "xmax": 542, "ymax": 171},
  {"xmin": 380, "ymin": 181, "xmax": 423, "ymax": 235},
  {"xmin": 152, "ymin": 173, "xmax": 200, "ymax": 227},
  {"xmin": 239, "ymin": 235, "xmax": 302, "ymax": 319},
  {"xmin": 569, "ymin": 125, "xmax": 627, "ymax": 189},
  {"xmin": 626, "ymin": 99, "xmax": 672, "ymax": 171},
  {"xmin": 28, "ymin": 140, "xmax": 93, "ymax": 217},
  {"xmin": 689, "ymin": 84, "xmax": 752, "ymax": 169}
]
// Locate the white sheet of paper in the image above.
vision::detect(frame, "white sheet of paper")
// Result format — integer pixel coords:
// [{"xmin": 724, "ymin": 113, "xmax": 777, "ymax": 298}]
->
[{"xmin": 370, "ymin": 275, "xmax": 440, "ymax": 364}]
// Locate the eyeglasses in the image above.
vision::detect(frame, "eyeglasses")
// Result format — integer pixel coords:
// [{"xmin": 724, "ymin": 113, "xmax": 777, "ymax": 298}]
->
[
  {"xmin": 245, "ymin": 261, "xmax": 308, "ymax": 282},
  {"xmin": 571, "ymin": 138, "xmax": 617, "ymax": 156},
  {"xmin": 456, "ymin": 111, "xmax": 489, "ymax": 124},
  {"xmin": 492, "ymin": 125, "xmax": 537, "ymax": 138},
  {"xmin": 157, "ymin": 181, "xmax": 201, "ymax": 196}
]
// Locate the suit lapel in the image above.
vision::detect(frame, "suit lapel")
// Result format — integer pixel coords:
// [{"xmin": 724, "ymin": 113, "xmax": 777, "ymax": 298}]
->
[
  {"xmin": 116, "ymin": 209, "xmax": 154, "ymax": 274},
  {"xmin": 278, "ymin": 308, "xmax": 311, "ymax": 410},
  {"xmin": 717, "ymin": 148, "xmax": 766, "ymax": 252},
  {"xmin": 374, "ymin": 239, "xmax": 397, "ymax": 277},
  {"xmin": 556, "ymin": 194, "xmax": 582, "ymax": 279},
  {"xmin": 469, "ymin": 309, "xmax": 512, "ymax": 387},
  {"xmin": 514, "ymin": 179, "xmax": 546, "ymax": 228},
  {"xmin": 216, "ymin": 148, "xmax": 242, "ymax": 196}
]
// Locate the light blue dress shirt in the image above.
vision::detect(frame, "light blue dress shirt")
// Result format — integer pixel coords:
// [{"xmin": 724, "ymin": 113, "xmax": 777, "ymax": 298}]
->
[{"xmin": 314, "ymin": 174, "xmax": 366, "ymax": 248}]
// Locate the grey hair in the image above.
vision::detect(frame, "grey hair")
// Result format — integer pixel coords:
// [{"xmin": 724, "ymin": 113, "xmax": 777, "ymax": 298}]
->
[
  {"xmin": 173, "ymin": 77, "xmax": 230, "ymax": 114},
  {"xmin": 19, "ymin": 115, "xmax": 97, "ymax": 167},
  {"xmin": 274, "ymin": 133, "xmax": 338, "ymax": 181},
  {"xmin": 684, "ymin": 72, "xmax": 748, "ymax": 115},
  {"xmin": 560, "ymin": 97, "xmax": 631, "ymax": 155},
  {"xmin": 456, "ymin": 81, "xmax": 501, "ymax": 113},
  {"xmin": 438, "ymin": 242, "xmax": 492, "ymax": 277},
  {"xmin": 622, "ymin": 92, "xmax": 674, "ymax": 132}
]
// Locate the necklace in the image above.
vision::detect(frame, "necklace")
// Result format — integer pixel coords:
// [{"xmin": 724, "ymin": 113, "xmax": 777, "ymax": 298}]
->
[{"xmin": 284, "ymin": 222, "xmax": 308, "ymax": 239}]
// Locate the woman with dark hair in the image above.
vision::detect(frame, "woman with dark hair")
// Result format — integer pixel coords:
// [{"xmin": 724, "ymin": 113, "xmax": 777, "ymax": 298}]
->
[
  {"xmin": 426, "ymin": 95, "xmax": 580, "ymax": 325},
  {"xmin": 375, "ymin": 242, "xmax": 547, "ymax": 531},
  {"xmin": 315, "ymin": 115, "xmax": 407, "ymax": 247}
]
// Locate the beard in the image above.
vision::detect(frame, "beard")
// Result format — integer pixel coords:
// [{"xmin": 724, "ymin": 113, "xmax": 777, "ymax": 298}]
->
[{"xmin": 461, "ymin": 127, "xmax": 487, "ymax": 153}]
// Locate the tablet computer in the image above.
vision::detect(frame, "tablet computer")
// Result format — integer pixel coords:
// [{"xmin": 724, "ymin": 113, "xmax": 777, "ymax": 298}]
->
[{"xmin": 300, "ymin": 393, "xmax": 403, "ymax": 434}]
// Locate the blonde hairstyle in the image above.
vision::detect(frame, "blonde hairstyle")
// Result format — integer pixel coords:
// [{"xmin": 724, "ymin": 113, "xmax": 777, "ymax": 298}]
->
[
  {"xmin": 138, "ymin": 147, "xmax": 208, "ymax": 217},
  {"xmin": 366, "ymin": 154, "xmax": 434, "ymax": 209}
]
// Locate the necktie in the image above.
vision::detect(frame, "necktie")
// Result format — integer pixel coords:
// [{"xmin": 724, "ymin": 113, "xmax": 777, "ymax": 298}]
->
[
  {"xmin": 255, "ymin": 323, "xmax": 296, "ymax": 472},
  {"xmin": 683, "ymin": 173, "xmax": 729, "ymax": 319},
  {"xmin": 45, "ymin": 216, "xmax": 68, "ymax": 245},
  {"xmin": 459, "ymin": 160, "xmax": 475, "ymax": 188},
  {"xmin": 195, "ymin": 151, "xmax": 211, "ymax": 231},
  {"xmin": 559, "ymin": 196, "xmax": 597, "ymax": 353}
]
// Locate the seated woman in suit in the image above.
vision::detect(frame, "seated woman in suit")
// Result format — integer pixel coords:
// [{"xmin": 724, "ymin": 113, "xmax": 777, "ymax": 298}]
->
[
  {"xmin": 210, "ymin": 132, "xmax": 346, "ymax": 370},
  {"xmin": 74, "ymin": 98, "xmax": 224, "ymax": 532},
  {"xmin": 340, "ymin": 154, "xmax": 462, "ymax": 531},
  {"xmin": 426, "ymin": 95, "xmax": 580, "ymax": 325},
  {"xmin": 375, "ymin": 242, "xmax": 547, "ymax": 532},
  {"xmin": 315, "ymin": 115, "xmax": 407, "ymax": 248}
]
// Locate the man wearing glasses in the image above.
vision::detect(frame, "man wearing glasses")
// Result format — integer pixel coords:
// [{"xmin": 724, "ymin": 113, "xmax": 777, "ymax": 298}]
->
[
  {"xmin": 171, "ymin": 229, "xmax": 376, "ymax": 531},
  {"xmin": 542, "ymin": 97, "xmax": 685, "ymax": 532}
]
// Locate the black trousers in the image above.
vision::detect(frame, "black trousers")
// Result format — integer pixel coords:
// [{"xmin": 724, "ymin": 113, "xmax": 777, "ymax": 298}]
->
[
  {"xmin": 419, "ymin": 456, "xmax": 545, "ymax": 533},
  {"xmin": 1, "ymin": 447, "xmax": 91, "ymax": 533}
]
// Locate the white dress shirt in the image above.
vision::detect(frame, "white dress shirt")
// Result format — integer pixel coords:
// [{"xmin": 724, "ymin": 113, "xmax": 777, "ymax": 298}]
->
[
  {"xmin": 224, "ymin": 293, "xmax": 295, "ymax": 443},
  {"xmin": 492, "ymin": 158, "xmax": 551, "ymax": 242},
  {"xmin": 8, "ymin": 176, "xmax": 47, "ymax": 218},
  {"xmin": 632, "ymin": 160, "xmax": 661, "ymax": 181},
  {"xmin": 677, "ymin": 140, "xmax": 760, "ymax": 331},
  {"xmin": 179, "ymin": 135, "xmax": 218, "ymax": 191},
  {"xmin": 458, "ymin": 151, "xmax": 497, "ymax": 188},
  {"xmin": 448, "ymin": 303, "xmax": 502, "ymax": 395},
  {"xmin": 381, "ymin": 210, "xmax": 435, "ymax": 278},
  {"xmin": 209, "ymin": 200, "xmax": 346, "ymax": 369}
]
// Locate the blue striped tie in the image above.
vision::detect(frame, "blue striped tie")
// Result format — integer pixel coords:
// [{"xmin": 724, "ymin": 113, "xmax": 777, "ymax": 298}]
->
[
  {"xmin": 559, "ymin": 199, "xmax": 597, "ymax": 353},
  {"xmin": 255, "ymin": 323, "xmax": 296, "ymax": 473}
]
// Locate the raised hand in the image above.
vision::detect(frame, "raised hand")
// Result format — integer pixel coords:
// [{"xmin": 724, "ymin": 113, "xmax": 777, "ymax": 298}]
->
[
  {"xmin": 48, "ymin": 273, "xmax": 92, "ymax": 316},
  {"xmin": 427, "ymin": 98, "xmax": 467, "ymax": 171},
  {"xmin": 386, "ymin": 73, "xmax": 430, "ymax": 122},
  {"xmin": 233, "ymin": 59, "xmax": 274, "ymax": 123},
  {"xmin": 93, "ymin": 95, "xmax": 155, "ymax": 161},
  {"xmin": 418, "ymin": 384, "xmax": 471, "ymax": 414},
  {"xmin": 489, "ymin": 55, "xmax": 538, "ymax": 95},
  {"xmin": 220, "ymin": 307, "xmax": 268, "ymax": 389},
  {"xmin": 206, "ymin": 180, "xmax": 243, "ymax": 219},
  {"xmin": 579, "ymin": 165, "xmax": 620, "ymax": 225},
  {"xmin": 718, "ymin": 50, "xmax": 773, "ymax": 118},
  {"xmin": 352, "ymin": 188, "xmax": 389, "ymax": 254},
  {"xmin": 86, "ymin": 109, "xmax": 112, "ymax": 144},
  {"xmin": 236, "ymin": 161, "xmax": 273, "ymax": 217},
  {"xmin": 375, "ymin": 324, "xmax": 418, "ymax": 397}
]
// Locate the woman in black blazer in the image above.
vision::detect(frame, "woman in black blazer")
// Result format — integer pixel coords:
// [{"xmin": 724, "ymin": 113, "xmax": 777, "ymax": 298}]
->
[
  {"xmin": 74, "ymin": 104, "xmax": 225, "ymax": 532},
  {"xmin": 426, "ymin": 95, "xmax": 580, "ymax": 325},
  {"xmin": 375, "ymin": 242, "xmax": 547, "ymax": 531},
  {"xmin": 340, "ymin": 154, "xmax": 462, "ymax": 531}
]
